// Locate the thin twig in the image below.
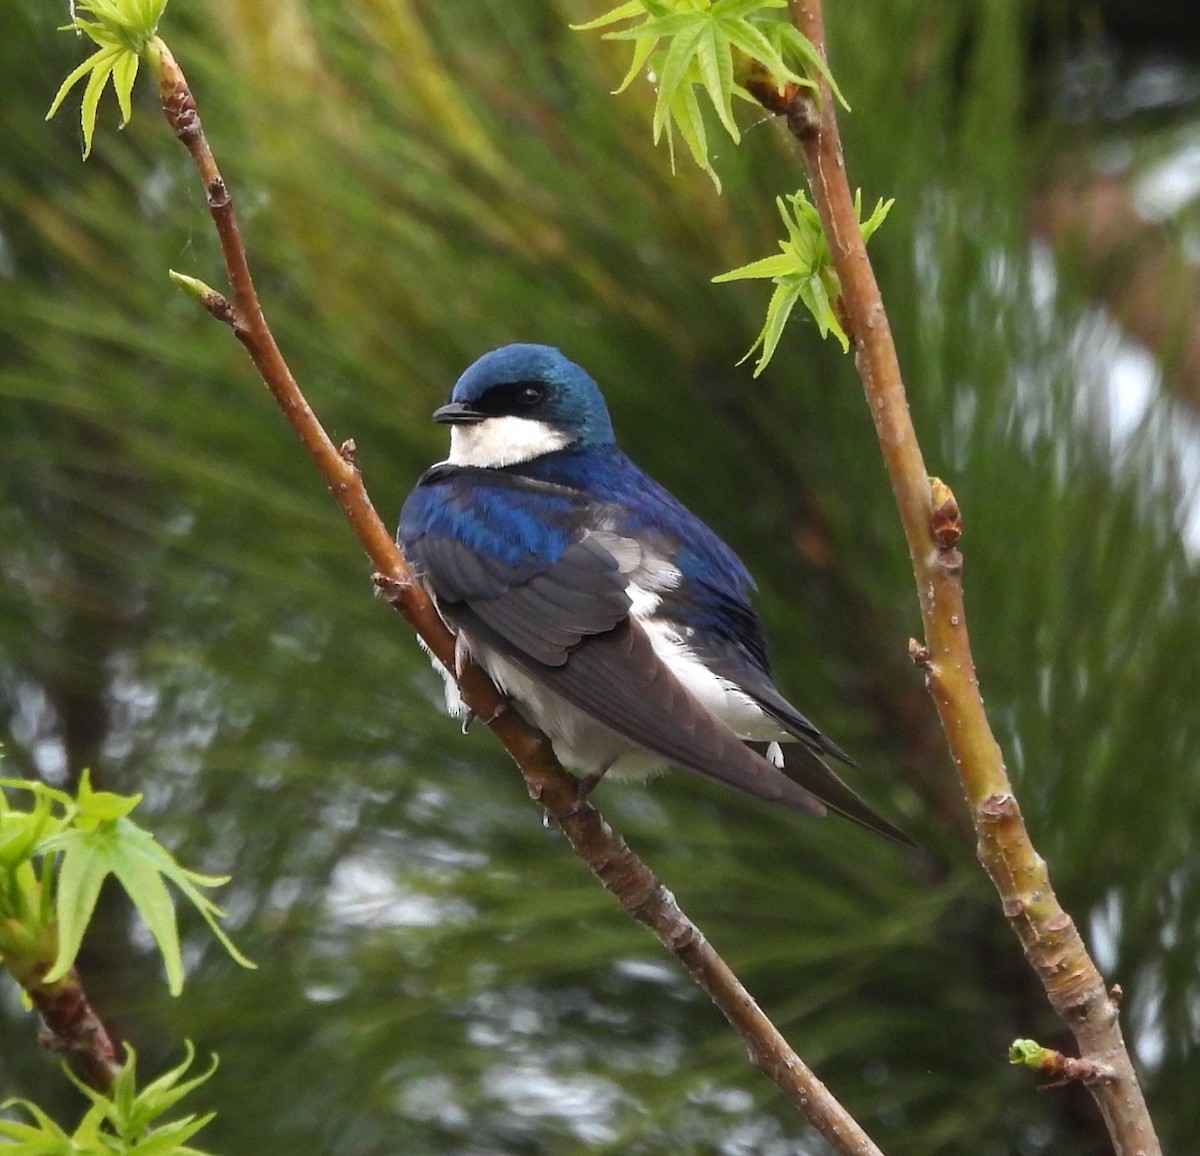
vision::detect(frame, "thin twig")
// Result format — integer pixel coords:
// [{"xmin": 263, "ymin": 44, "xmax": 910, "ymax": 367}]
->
[
  {"xmin": 751, "ymin": 3, "xmax": 1159, "ymax": 1152},
  {"xmin": 150, "ymin": 40, "xmax": 885, "ymax": 1156}
]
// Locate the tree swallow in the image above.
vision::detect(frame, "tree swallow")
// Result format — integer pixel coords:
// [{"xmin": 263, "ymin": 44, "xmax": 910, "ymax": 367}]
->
[{"xmin": 399, "ymin": 344, "xmax": 909, "ymax": 844}]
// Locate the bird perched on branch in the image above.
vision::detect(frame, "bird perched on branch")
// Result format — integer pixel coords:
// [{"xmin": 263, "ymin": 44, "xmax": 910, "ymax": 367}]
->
[{"xmin": 399, "ymin": 344, "xmax": 909, "ymax": 844}]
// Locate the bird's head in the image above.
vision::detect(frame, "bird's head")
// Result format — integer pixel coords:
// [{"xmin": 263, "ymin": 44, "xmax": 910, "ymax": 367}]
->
[{"xmin": 434, "ymin": 344, "xmax": 615, "ymax": 468}]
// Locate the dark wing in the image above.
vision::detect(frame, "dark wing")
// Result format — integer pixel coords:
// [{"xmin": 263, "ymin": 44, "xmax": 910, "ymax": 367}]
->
[
  {"xmin": 455, "ymin": 606, "xmax": 831, "ymax": 816},
  {"xmin": 400, "ymin": 467, "xmax": 830, "ymax": 815},
  {"xmin": 416, "ymin": 532, "xmax": 632, "ymax": 666},
  {"xmin": 700, "ymin": 637, "xmax": 914, "ymax": 846},
  {"xmin": 697, "ymin": 637, "xmax": 855, "ymax": 764}
]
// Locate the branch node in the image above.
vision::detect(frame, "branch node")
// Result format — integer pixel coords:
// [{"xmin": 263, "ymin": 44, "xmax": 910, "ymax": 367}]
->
[
  {"xmin": 667, "ymin": 920, "xmax": 701, "ymax": 952},
  {"xmin": 206, "ymin": 176, "xmax": 230, "ymax": 210},
  {"xmin": 979, "ymin": 792, "xmax": 1018, "ymax": 822},
  {"xmin": 159, "ymin": 79, "xmax": 198, "ymax": 139},
  {"xmin": 936, "ymin": 547, "xmax": 963, "ymax": 576},
  {"xmin": 785, "ymin": 89, "xmax": 821, "ymax": 141},
  {"xmin": 339, "ymin": 438, "xmax": 358, "ymax": 468},
  {"xmin": 907, "ymin": 638, "xmax": 931, "ymax": 667},
  {"xmin": 1011, "ymin": 1040, "xmax": 1118, "ymax": 1089},
  {"xmin": 739, "ymin": 62, "xmax": 801, "ymax": 117},
  {"xmin": 1045, "ymin": 912, "xmax": 1074, "ymax": 935},
  {"xmin": 168, "ymin": 269, "xmax": 237, "ymax": 328},
  {"xmin": 1109, "ymin": 983, "xmax": 1124, "ymax": 1007},
  {"xmin": 929, "ymin": 477, "xmax": 962, "ymax": 548},
  {"xmin": 371, "ymin": 571, "xmax": 412, "ymax": 604}
]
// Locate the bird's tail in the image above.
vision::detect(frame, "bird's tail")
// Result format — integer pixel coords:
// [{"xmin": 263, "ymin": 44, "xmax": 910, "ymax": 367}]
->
[{"xmin": 748, "ymin": 741, "xmax": 914, "ymax": 846}]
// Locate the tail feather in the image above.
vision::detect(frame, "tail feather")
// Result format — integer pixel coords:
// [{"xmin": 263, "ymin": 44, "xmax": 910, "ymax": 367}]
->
[{"xmin": 750, "ymin": 741, "xmax": 914, "ymax": 846}]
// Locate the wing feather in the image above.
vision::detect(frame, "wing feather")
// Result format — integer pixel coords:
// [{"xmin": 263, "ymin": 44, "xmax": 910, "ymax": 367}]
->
[{"xmin": 455, "ymin": 609, "xmax": 828, "ymax": 816}]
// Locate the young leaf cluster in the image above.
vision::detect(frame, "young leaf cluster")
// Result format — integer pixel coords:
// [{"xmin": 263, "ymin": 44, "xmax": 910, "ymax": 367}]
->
[
  {"xmin": 46, "ymin": 0, "xmax": 171, "ymax": 157},
  {"xmin": 0, "ymin": 774, "xmax": 252, "ymax": 999},
  {"xmin": 573, "ymin": 0, "xmax": 839, "ymax": 187},
  {"xmin": 714, "ymin": 189, "xmax": 892, "ymax": 372},
  {"xmin": 0, "ymin": 1043, "xmax": 216, "ymax": 1155}
]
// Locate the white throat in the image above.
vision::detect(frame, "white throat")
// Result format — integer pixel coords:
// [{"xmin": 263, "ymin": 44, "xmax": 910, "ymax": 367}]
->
[{"xmin": 447, "ymin": 416, "xmax": 574, "ymax": 468}]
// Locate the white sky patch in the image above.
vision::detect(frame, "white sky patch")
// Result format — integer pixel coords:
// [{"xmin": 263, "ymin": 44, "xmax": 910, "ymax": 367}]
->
[
  {"xmin": 481, "ymin": 1063, "xmax": 624, "ymax": 1144},
  {"xmin": 1105, "ymin": 339, "xmax": 1158, "ymax": 443},
  {"xmin": 1097, "ymin": 332, "xmax": 1200, "ymax": 551},
  {"xmin": 1134, "ymin": 135, "xmax": 1200, "ymax": 221},
  {"xmin": 325, "ymin": 850, "xmax": 475, "ymax": 930}
]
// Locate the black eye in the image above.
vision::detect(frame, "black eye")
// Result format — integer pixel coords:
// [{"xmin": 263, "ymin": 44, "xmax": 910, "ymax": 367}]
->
[
  {"xmin": 513, "ymin": 383, "xmax": 544, "ymax": 408},
  {"xmin": 472, "ymin": 379, "xmax": 548, "ymax": 416}
]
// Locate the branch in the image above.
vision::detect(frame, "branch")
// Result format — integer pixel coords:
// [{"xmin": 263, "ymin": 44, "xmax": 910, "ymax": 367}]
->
[
  {"xmin": 148, "ymin": 40, "xmax": 885, "ymax": 1156},
  {"xmin": 743, "ymin": 3, "xmax": 1158, "ymax": 1153},
  {"xmin": 27, "ymin": 969, "xmax": 122, "ymax": 1092}
]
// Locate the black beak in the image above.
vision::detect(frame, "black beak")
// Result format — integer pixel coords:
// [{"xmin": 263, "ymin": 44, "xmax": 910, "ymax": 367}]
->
[{"xmin": 432, "ymin": 401, "xmax": 486, "ymax": 425}]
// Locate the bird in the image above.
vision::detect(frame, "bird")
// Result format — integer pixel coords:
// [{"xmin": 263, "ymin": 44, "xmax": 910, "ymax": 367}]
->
[{"xmin": 398, "ymin": 343, "xmax": 910, "ymax": 844}]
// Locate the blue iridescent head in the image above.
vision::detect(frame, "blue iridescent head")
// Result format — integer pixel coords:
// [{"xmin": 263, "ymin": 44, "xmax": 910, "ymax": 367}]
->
[{"xmin": 434, "ymin": 344, "xmax": 615, "ymax": 467}]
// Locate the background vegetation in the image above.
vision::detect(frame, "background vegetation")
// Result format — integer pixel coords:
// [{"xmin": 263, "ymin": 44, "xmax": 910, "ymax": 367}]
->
[{"xmin": 2, "ymin": 1, "xmax": 1199, "ymax": 1152}]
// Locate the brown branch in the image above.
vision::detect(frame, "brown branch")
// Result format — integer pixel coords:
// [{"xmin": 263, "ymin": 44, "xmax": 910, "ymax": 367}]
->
[
  {"xmin": 147, "ymin": 39, "xmax": 885, "ymax": 1156},
  {"xmin": 28, "ymin": 970, "xmax": 122, "ymax": 1092},
  {"xmin": 5, "ymin": 917, "xmax": 122, "ymax": 1090},
  {"xmin": 745, "ymin": 4, "xmax": 1159, "ymax": 1153}
]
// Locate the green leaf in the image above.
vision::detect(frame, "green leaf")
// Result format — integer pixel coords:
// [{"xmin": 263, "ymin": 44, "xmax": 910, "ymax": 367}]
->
[
  {"xmin": 42, "ymin": 823, "xmax": 109, "ymax": 984},
  {"xmin": 650, "ymin": 21, "xmax": 708, "ymax": 143},
  {"xmin": 668, "ymin": 81, "xmax": 719, "ymax": 190},
  {"xmin": 110, "ymin": 49, "xmax": 141, "ymax": 126},
  {"xmin": 695, "ymin": 24, "xmax": 738, "ymax": 141},
  {"xmin": 859, "ymin": 191, "xmax": 895, "ymax": 240},
  {"xmin": 711, "ymin": 252, "xmax": 797, "ymax": 281},
  {"xmin": 123, "ymin": 827, "xmax": 255, "ymax": 973},
  {"xmin": 603, "ymin": 13, "xmax": 697, "ymax": 42},
  {"xmin": 0, "ymin": 1098, "xmax": 73, "ymax": 1154},
  {"xmin": 58, "ymin": 1043, "xmax": 219, "ymax": 1154},
  {"xmin": 611, "ymin": 30, "xmax": 659, "ymax": 94},
  {"xmin": 738, "ymin": 279, "xmax": 804, "ymax": 375},
  {"xmin": 722, "ymin": 16, "xmax": 805, "ymax": 91},
  {"xmin": 127, "ymin": 1115, "xmax": 217, "ymax": 1156},
  {"xmin": 132, "ymin": 1045, "xmax": 219, "ymax": 1133},
  {"xmin": 798, "ymin": 268, "xmax": 847, "ymax": 350},
  {"xmin": 38, "ymin": 809, "xmax": 253, "ymax": 993},
  {"xmin": 575, "ymin": 0, "xmax": 849, "ymax": 183},
  {"xmin": 578, "ymin": 2, "xmax": 849, "ymax": 183},
  {"xmin": 0, "ymin": 779, "xmax": 74, "ymax": 812},
  {"xmin": 66, "ymin": 1042, "xmax": 219, "ymax": 1142},
  {"xmin": 713, "ymin": 186, "xmax": 891, "ymax": 370},
  {"xmin": 46, "ymin": 47, "xmax": 109, "ymax": 121},
  {"xmin": 0, "ymin": 790, "xmax": 58, "ymax": 873},
  {"xmin": 568, "ymin": 0, "xmax": 647, "ymax": 32},
  {"xmin": 45, "ymin": 0, "xmax": 170, "ymax": 158},
  {"xmin": 76, "ymin": 768, "xmax": 142, "ymax": 825},
  {"xmin": 770, "ymin": 22, "xmax": 848, "ymax": 108},
  {"xmin": 111, "ymin": 838, "xmax": 187, "ymax": 992}
]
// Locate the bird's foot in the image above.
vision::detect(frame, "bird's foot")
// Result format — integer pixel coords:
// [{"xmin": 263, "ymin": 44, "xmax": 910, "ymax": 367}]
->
[{"xmin": 555, "ymin": 762, "xmax": 614, "ymax": 822}]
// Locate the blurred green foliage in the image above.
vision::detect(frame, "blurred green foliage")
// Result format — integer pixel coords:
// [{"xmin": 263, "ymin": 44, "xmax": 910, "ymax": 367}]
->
[{"xmin": 2, "ymin": 1, "xmax": 1199, "ymax": 1153}]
